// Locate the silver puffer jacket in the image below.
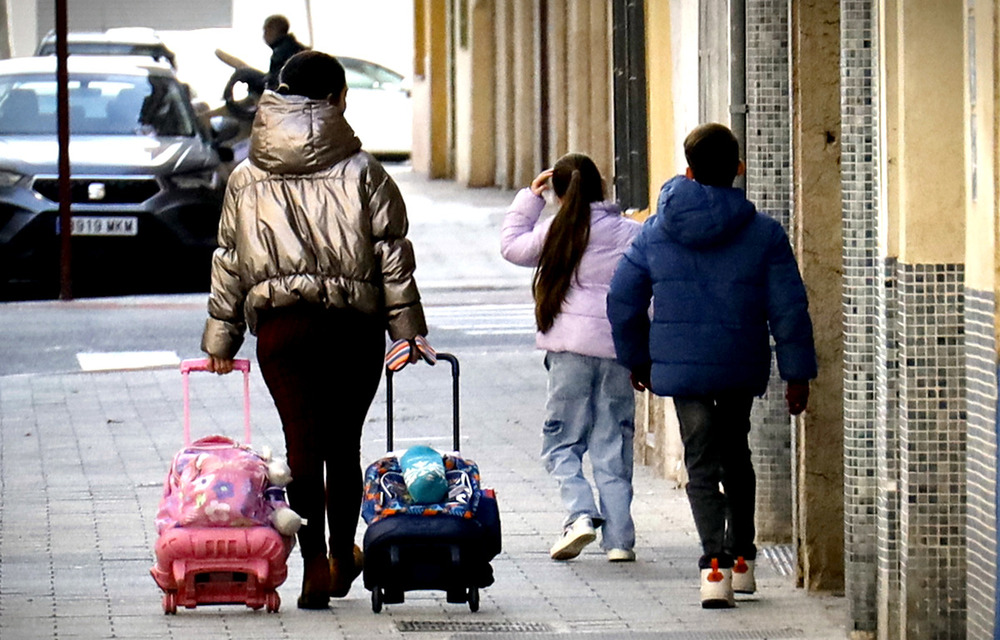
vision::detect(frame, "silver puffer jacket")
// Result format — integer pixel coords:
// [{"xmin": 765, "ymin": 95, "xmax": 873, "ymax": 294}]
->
[{"xmin": 201, "ymin": 91, "xmax": 427, "ymax": 359}]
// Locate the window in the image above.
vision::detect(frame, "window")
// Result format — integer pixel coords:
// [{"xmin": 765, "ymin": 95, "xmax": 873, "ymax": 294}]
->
[{"xmin": 0, "ymin": 74, "xmax": 196, "ymax": 136}]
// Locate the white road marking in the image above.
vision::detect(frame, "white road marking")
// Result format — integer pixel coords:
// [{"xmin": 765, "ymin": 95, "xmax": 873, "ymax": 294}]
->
[
  {"xmin": 425, "ymin": 304, "xmax": 536, "ymax": 335},
  {"xmin": 76, "ymin": 350, "xmax": 181, "ymax": 371}
]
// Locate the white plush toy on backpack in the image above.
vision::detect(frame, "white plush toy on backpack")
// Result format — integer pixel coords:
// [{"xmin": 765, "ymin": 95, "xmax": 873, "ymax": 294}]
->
[{"xmin": 261, "ymin": 446, "xmax": 306, "ymax": 537}]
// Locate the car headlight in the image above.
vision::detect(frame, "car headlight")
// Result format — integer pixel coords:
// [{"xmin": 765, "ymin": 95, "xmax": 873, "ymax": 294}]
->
[
  {"xmin": 0, "ymin": 170, "xmax": 24, "ymax": 188},
  {"xmin": 168, "ymin": 169, "xmax": 220, "ymax": 190}
]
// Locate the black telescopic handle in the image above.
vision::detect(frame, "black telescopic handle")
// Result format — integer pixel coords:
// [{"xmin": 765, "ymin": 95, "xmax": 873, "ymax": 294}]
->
[{"xmin": 385, "ymin": 352, "xmax": 459, "ymax": 452}]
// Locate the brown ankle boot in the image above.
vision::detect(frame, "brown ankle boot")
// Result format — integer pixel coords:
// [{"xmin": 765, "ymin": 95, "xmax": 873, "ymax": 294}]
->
[
  {"xmin": 297, "ymin": 554, "xmax": 331, "ymax": 609},
  {"xmin": 329, "ymin": 544, "xmax": 364, "ymax": 598}
]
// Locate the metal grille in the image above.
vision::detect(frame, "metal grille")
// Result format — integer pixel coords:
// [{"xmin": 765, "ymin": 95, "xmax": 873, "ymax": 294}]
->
[
  {"xmin": 395, "ymin": 621, "xmax": 553, "ymax": 633},
  {"xmin": 32, "ymin": 177, "xmax": 160, "ymax": 204},
  {"xmin": 760, "ymin": 543, "xmax": 795, "ymax": 577}
]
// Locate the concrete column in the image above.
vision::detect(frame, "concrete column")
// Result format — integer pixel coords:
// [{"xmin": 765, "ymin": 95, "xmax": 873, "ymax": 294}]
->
[
  {"xmin": 962, "ymin": 3, "xmax": 1000, "ymax": 638},
  {"xmin": 411, "ymin": 0, "xmax": 429, "ymax": 172},
  {"xmin": 411, "ymin": 0, "xmax": 450, "ymax": 178},
  {"xmin": 789, "ymin": 0, "xmax": 844, "ymax": 595},
  {"xmin": 544, "ymin": 0, "xmax": 568, "ymax": 163},
  {"xmin": 494, "ymin": 0, "xmax": 515, "ymax": 188},
  {"xmin": 587, "ymin": 1, "xmax": 611, "ymax": 182},
  {"xmin": 745, "ymin": 0, "xmax": 794, "ymax": 554},
  {"xmin": 890, "ymin": 2, "xmax": 967, "ymax": 638},
  {"xmin": 8, "ymin": 0, "xmax": 37, "ymax": 57},
  {"xmin": 454, "ymin": 0, "xmax": 496, "ymax": 186},
  {"xmin": 0, "ymin": 0, "xmax": 10, "ymax": 59},
  {"xmin": 874, "ymin": 2, "xmax": 900, "ymax": 636},
  {"xmin": 565, "ymin": 1, "xmax": 588, "ymax": 154},
  {"xmin": 512, "ymin": 0, "xmax": 537, "ymax": 189}
]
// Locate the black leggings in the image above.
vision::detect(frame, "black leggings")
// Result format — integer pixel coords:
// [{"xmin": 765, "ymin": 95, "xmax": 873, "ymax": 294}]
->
[{"xmin": 256, "ymin": 305, "xmax": 384, "ymax": 561}]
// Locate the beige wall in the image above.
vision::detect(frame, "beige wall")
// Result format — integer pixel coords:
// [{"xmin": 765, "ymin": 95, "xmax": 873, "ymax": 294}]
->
[
  {"xmin": 877, "ymin": 0, "xmax": 900, "ymax": 260},
  {"xmin": 646, "ymin": 0, "xmax": 677, "ymax": 213},
  {"xmin": 893, "ymin": 1, "xmax": 966, "ymax": 265}
]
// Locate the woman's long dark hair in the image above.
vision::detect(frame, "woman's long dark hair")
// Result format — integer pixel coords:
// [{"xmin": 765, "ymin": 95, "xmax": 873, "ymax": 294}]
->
[{"xmin": 532, "ymin": 153, "xmax": 605, "ymax": 333}]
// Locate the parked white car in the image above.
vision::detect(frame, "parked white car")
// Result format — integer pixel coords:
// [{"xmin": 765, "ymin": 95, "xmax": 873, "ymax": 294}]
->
[{"xmin": 338, "ymin": 56, "xmax": 412, "ymax": 159}]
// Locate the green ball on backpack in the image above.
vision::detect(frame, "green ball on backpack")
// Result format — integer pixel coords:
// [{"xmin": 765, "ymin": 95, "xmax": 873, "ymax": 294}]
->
[{"xmin": 400, "ymin": 445, "xmax": 448, "ymax": 504}]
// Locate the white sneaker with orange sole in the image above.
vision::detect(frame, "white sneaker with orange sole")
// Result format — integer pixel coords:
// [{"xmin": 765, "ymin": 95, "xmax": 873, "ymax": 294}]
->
[
  {"xmin": 700, "ymin": 558, "xmax": 735, "ymax": 608},
  {"xmin": 732, "ymin": 557, "xmax": 756, "ymax": 594}
]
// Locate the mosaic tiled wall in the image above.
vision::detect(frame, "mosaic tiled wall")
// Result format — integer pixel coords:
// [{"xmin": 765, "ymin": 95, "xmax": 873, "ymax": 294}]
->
[
  {"xmin": 745, "ymin": 0, "xmax": 793, "ymax": 544},
  {"xmin": 964, "ymin": 289, "xmax": 997, "ymax": 640},
  {"xmin": 840, "ymin": 0, "xmax": 879, "ymax": 632},
  {"xmin": 876, "ymin": 259, "xmax": 900, "ymax": 640},
  {"xmin": 897, "ymin": 263, "xmax": 966, "ymax": 639}
]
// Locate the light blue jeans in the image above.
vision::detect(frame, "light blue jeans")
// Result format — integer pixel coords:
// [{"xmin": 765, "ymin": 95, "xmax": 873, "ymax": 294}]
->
[{"xmin": 542, "ymin": 351, "xmax": 636, "ymax": 551}]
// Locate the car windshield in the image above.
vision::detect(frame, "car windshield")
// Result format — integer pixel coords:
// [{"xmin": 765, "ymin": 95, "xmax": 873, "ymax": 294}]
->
[
  {"xmin": 342, "ymin": 60, "xmax": 405, "ymax": 91},
  {"xmin": 0, "ymin": 73, "xmax": 197, "ymax": 136}
]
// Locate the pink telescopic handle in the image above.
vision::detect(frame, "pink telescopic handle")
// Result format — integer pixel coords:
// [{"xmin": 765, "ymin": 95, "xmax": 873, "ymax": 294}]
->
[{"xmin": 180, "ymin": 358, "xmax": 252, "ymax": 445}]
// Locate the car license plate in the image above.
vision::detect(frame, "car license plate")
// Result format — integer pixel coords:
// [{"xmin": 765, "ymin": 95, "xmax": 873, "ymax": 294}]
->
[{"xmin": 55, "ymin": 216, "xmax": 138, "ymax": 236}]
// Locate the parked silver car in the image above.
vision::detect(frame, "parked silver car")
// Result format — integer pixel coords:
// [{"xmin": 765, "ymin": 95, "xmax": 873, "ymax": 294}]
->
[
  {"xmin": 35, "ymin": 27, "xmax": 177, "ymax": 69},
  {"xmin": 0, "ymin": 56, "xmax": 235, "ymax": 298}
]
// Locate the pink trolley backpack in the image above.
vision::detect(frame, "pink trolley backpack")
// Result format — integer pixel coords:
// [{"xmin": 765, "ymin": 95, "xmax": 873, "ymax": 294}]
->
[{"xmin": 150, "ymin": 359, "xmax": 293, "ymax": 614}]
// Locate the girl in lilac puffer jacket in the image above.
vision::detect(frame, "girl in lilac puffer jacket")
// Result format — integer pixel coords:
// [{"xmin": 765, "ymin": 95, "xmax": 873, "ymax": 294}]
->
[{"xmin": 500, "ymin": 153, "xmax": 641, "ymax": 563}]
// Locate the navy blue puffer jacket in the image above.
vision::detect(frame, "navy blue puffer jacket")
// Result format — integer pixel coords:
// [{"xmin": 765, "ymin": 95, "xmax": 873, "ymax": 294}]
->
[{"xmin": 607, "ymin": 176, "xmax": 817, "ymax": 397}]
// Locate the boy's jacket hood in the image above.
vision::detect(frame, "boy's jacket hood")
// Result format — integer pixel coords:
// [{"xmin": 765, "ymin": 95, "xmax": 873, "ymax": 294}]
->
[
  {"xmin": 249, "ymin": 91, "xmax": 362, "ymax": 174},
  {"xmin": 656, "ymin": 175, "xmax": 756, "ymax": 248}
]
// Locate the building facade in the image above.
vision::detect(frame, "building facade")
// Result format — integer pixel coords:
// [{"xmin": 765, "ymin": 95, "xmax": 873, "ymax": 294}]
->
[{"xmin": 412, "ymin": 1, "xmax": 1000, "ymax": 638}]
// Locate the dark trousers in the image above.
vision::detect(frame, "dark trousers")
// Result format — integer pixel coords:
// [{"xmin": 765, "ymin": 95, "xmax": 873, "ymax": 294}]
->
[
  {"xmin": 256, "ymin": 305, "xmax": 384, "ymax": 561},
  {"xmin": 673, "ymin": 394, "xmax": 757, "ymax": 568}
]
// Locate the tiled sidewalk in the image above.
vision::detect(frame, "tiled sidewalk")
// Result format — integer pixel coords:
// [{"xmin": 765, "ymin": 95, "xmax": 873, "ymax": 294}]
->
[{"xmin": 0, "ymin": 347, "xmax": 847, "ymax": 639}]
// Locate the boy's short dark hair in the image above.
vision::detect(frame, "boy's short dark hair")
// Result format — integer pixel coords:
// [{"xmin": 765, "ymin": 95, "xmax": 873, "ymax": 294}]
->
[
  {"xmin": 263, "ymin": 14, "xmax": 290, "ymax": 35},
  {"xmin": 278, "ymin": 51, "xmax": 346, "ymax": 101},
  {"xmin": 684, "ymin": 123, "xmax": 741, "ymax": 187}
]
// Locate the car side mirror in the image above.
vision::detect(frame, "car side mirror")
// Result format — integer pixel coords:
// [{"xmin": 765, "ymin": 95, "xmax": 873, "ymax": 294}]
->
[{"xmin": 210, "ymin": 115, "xmax": 241, "ymax": 144}]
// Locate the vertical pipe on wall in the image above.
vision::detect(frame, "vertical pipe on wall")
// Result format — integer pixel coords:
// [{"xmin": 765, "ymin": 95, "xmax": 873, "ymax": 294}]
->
[{"xmin": 730, "ymin": 0, "xmax": 746, "ymax": 191}]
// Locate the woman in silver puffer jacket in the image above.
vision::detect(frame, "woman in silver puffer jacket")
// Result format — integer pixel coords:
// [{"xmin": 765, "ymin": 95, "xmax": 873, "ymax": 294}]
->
[{"xmin": 201, "ymin": 51, "xmax": 428, "ymax": 609}]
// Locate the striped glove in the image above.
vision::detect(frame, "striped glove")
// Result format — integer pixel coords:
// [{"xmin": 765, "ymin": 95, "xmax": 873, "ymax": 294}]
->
[{"xmin": 385, "ymin": 335, "xmax": 437, "ymax": 371}]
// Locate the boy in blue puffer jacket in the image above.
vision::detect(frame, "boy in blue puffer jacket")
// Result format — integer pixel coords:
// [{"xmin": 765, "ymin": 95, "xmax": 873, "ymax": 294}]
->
[{"xmin": 607, "ymin": 123, "xmax": 817, "ymax": 609}]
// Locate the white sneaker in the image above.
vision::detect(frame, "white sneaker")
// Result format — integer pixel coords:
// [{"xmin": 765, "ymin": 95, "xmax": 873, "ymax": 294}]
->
[
  {"xmin": 549, "ymin": 516, "xmax": 597, "ymax": 560},
  {"xmin": 700, "ymin": 558, "xmax": 735, "ymax": 608},
  {"xmin": 732, "ymin": 557, "xmax": 756, "ymax": 594},
  {"xmin": 607, "ymin": 548, "xmax": 636, "ymax": 562}
]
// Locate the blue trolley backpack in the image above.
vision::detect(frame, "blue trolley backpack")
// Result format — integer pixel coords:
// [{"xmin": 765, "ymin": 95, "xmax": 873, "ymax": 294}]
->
[{"xmin": 361, "ymin": 353, "xmax": 501, "ymax": 613}]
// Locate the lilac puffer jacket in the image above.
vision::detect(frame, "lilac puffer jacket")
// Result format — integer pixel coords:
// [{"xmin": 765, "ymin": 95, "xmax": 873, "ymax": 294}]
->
[{"xmin": 500, "ymin": 188, "xmax": 640, "ymax": 359}]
